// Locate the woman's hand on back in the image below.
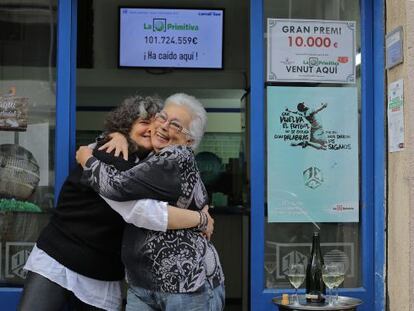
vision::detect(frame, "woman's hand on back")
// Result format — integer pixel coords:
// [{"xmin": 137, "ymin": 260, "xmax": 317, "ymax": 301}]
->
[
  {"xmin": 202, "ymin": 205, "xmax": 214, "ymax": 240},
  {"xmin": 98, "ymin": 132, "xmax": 129, "ymax": 160},
  {"xmin": 76, "ymin": 146, "xmax": 93, "ymax": 168}
]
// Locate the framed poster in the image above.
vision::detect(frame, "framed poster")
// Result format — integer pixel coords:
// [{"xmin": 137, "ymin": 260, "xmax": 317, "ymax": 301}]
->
[
  {"xmin": 267, "ymin": 86, "xmax": 359, "ymax": 223},
  {"xmin": 267, "ymin": 19, "xmax": 356, "ymax": 84}
]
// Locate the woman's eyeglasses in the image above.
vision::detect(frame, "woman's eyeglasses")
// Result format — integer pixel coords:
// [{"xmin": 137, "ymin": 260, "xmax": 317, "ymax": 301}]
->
[{"xmin": 155, "ymin": 112, "xmax": 192, "ymax": 136}]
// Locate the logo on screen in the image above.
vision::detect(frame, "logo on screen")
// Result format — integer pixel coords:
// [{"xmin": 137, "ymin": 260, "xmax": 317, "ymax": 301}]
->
[{"xmin": 153, "ymin": 19, "xmax": 166, "ymax": 32}]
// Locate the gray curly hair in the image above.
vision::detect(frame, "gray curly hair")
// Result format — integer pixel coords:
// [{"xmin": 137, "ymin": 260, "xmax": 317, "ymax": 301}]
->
[
  {"xmin": 104, "ymin": 95, "xmax": 162, "ymax": 136},
  {"xmin": 164, "ymin": 93, "xmax": 207, "ymax": 150}
]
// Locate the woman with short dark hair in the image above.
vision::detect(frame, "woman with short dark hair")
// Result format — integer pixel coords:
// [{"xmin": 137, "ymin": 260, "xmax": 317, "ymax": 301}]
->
[{"xmin": 19, "ymin": 95, "xmax": 214, "ymax": 311}]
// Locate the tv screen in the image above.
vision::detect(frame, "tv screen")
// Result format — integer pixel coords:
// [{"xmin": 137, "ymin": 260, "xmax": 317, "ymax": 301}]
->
[{"xmin": 119, "ymin": 8, "xmax": 224, "ymax": 69}]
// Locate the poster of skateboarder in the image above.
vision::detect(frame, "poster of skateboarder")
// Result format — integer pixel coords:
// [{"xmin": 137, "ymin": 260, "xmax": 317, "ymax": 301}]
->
[{"xmin": 267, "ymin": 86, "xmax": 358, "ymax": 223}]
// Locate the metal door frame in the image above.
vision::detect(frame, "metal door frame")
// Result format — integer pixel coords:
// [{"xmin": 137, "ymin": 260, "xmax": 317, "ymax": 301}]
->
[{"xmin": 249, "ymin": 0, "xmax": 385, "ymax": 309}]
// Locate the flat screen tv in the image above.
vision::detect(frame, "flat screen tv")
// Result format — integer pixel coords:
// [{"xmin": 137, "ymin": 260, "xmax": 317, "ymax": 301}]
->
[{"xmin": 119, "ymin": 7, "xmax": 224, "ymax": 69}]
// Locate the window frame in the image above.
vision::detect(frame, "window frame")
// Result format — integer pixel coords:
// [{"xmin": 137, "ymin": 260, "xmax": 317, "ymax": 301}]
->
[
  {"xmin": 0, "ymin": 0, "xmax": 77, "ymax": 308},
  {"xmin": 249, "ymin": 0, "xmax": 385, "ymax": 310}
]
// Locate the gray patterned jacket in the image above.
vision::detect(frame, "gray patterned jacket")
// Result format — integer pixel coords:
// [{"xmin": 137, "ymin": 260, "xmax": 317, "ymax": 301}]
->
[{"xmin": 82, "ymin": 145, "xmax": 224, "ymax": 293}]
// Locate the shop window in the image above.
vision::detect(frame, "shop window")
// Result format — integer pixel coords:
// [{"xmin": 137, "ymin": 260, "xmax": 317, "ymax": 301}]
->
[
  {"xmin": 0, "ymin": 0, "xmax": 57, "ymax": 286},
  {"xmin": 263, "ymin": 0, "xmax": 362, "ymax": 290}
]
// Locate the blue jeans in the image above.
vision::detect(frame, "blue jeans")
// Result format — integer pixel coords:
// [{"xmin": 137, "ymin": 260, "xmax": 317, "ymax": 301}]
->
[{"xmin": 126, "ymin": 283, "xmax": 225, "ymax": 311}]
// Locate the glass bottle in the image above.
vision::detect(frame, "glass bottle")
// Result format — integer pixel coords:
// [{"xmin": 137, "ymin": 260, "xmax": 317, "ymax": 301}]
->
[{"xmin": 305, "ymin": 231, "xmax": 326, "ymax": 303}]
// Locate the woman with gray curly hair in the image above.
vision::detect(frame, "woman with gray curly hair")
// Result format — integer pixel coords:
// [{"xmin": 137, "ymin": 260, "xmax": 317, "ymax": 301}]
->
[{"xmin": 19, "ymin": 95, "xmax": 214, "ymax": 311}]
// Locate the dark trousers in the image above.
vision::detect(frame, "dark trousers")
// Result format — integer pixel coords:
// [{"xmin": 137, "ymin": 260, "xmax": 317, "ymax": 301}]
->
[{"xmin": 18, "ymin": 271, "xmax": 105, "ymax": 311}]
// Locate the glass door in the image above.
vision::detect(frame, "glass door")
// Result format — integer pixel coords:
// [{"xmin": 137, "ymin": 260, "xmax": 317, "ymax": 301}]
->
[
  {"xmin": 0, "ymin": 0, "xmax": 75, "ymax": 309},
  {"xmin": 0, "ymin": 0, "xmax": 58, "ymax": 285},
  {"xmin": 250, "ymin": 0, "xmax": 385, "ymax": 310}
]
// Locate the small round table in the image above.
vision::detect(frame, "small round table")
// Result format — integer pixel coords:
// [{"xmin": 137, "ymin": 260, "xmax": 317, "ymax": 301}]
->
[{"xmin": 272, "ymin": 296, "xmax": 363, "ymax": 311}]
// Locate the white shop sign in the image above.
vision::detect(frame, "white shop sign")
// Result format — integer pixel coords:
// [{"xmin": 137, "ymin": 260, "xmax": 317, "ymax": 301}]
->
[{"xmin": 267, "ymin": 19, "xmax": 356, "ymax": 84}]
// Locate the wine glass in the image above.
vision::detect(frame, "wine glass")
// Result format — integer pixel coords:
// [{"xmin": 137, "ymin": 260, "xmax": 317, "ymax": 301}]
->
[
  {"xmin": 333, "ymin": 262, "xmax": 346, "ymax": 304},
  {"xmin": 322, "ymin": 264, "xmax": 338, "ymax": 306},
  {"xmin": 287, "ymin": 264, "xmax": 305, "ymax": 305}
]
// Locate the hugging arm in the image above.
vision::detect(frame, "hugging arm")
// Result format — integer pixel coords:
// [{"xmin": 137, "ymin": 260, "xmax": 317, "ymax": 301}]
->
[
  {"xmin": 104, "ymin": 197, "xmax": 214, "ymax": 239},
  {"xmin": 94, "ymin": 132, "xmax": 214, "ymax": 231},
  {"xmin": 98, "ymin": 132, "xmax": 129, "ymax": 160},
  {"xmin": 78, "ymin": 146, "xmax": 212, "ymax": 235},
  {"xmin": 80, "ymin": 148, "xmax": 181, "ymax": 202}
]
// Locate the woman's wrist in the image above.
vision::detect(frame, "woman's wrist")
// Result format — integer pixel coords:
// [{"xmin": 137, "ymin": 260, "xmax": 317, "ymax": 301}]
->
[
  {"xmin": 84, "ymin": 156, "xmax": 97, "ymax": 168},
  {"xmin": 76, "ymin": 146, "xmax": 94, "ymax": 168},
  {"xmin": 197, "ymin": 210, "xmax": 208, "ymax": 232}
]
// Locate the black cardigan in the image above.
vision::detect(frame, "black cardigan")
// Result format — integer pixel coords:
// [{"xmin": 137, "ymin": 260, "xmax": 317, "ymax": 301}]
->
[{"xmin": 36, "ymin": 147, "xmax": 139, "ymax": 281}]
